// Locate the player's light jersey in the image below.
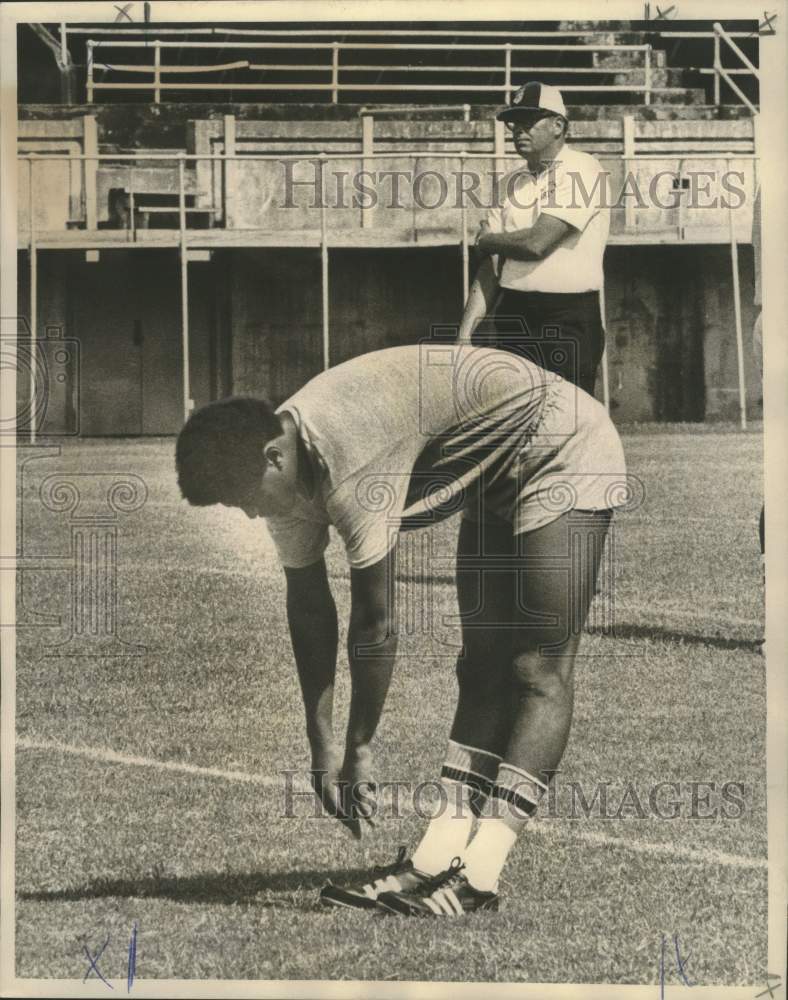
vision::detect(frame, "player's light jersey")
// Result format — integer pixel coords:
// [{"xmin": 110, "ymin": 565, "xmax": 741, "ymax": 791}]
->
[{"xmin": 267, "ymin": 345, "xmax": 627, "ymax": 569}]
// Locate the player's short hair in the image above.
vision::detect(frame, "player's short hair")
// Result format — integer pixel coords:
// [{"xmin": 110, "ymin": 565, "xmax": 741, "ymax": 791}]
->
[{"xmin": 176, "ymin": 397, "xmax": 283, "ymax": 507}]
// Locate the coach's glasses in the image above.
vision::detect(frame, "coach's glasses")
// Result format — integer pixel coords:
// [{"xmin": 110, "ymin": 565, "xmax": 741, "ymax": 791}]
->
[{"xmin": 505, "ymin": 115, "xmax": 554, "ymax": 133}]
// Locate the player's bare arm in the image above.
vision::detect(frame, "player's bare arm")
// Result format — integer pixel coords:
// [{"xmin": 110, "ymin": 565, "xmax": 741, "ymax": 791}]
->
[
  {"xmin": 340, "ymin": 548, "xmax": 399, "ymax": 832},
  {"xmin": 475, "ymin": 212, "xmax": 571, "ymax": 261},
  {"xmin": 284, "ymin": 558, "xmax": 346, "ymax": 821},
  {"xmin": 457, "ymin": 254, "xmax": 501, "ymax": 342},
  {"xmin": 285, "ymin": 548, "xmax": 398, "ymax": 839}
]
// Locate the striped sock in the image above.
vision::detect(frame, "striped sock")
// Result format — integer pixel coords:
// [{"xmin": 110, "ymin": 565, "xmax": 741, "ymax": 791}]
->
[
  {"xmin": 488, "ymin": 762, "xmax": 550, "ymax": 830},
  {"xmin": 461, "ymin": 763, "xmax": 550, "ymax": 893},
  {"xmin": 411, "ymin": 741, "xmax": 501, "ymax": 876},
  {"xmin": 439, "ymin": 739, "xmax": 502, "ymax": 817}
]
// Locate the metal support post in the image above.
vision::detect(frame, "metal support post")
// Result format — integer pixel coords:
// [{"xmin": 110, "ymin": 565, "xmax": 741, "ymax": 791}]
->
[
  {"xmin": 331, "ymin": 43, "xmax": 339, "ymax": 104},
  {"xmin": 459, "ymin": 151, "xmax": 469, "ymax": 308},
  {"xmin": 86, "ymin": 41, "xmax": 94, "ymax": 103},
  {"xmin": 28, "ymin": 157, "xmax": 38, "ymax": 443},
  {"xmin": 361, "ymin": 114, "xmax": 374, "ymax": 229},
  {"xmin": 726, "ymin": 157, "xmax": 747, "ymax": 431},
  {"xmin": 223, "ymin": 115, "xmax": 236, "ymax": 228},
  {"xmin": 622, "ymin": 116, "xmax": 636, "ymax": 233},
  {"xmin": 154, "ymin": 40, "xmax": 161, "ymax": 104},
  {"xmin": 599, "ymin": 280, "xmax": 610, "ymax": 414},
  {"xmin": 178, "ymin": 155, "xmax": 192, "ymax": 421},
  {"xmin": 319, "ymin": 155, "xmax": 330, "ymax": 370},
  {"xmin": 128, "ymin": 166, "xmax": 136, "ymax": 242}
]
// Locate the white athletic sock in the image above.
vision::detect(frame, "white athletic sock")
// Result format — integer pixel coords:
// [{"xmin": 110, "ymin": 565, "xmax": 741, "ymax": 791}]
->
[
  {"xmin": 411, "ymin": 741, "xmax": 502, "ymax": 876},
  {"xmin": 461, "ymin": 762, "xmax": 549, "ymax": 893},
  {"xmin": 460, "ymin": 819, "xmax": 518, "ymax": 893},
  {"xmin": 411, "ymin": 780, "xmax": 474, "ymax": 875}
]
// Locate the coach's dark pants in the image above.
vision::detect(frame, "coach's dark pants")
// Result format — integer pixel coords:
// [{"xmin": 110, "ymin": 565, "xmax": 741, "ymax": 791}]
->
[{"xmin": 491, "ymin": 289, "xmax": 605, "ymax": 397}]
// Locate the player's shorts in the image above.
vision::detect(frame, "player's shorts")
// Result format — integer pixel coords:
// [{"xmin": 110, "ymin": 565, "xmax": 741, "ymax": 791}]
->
[{"xmin": 462, "ymin": 377, "xmax": 628, "ymax": 535}]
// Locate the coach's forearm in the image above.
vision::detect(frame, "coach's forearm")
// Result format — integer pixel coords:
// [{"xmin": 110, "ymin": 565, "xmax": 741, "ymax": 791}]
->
[
  {"xmin": 287, "ymin": 598, "xmax": 339, "ymax": 747},
  {"xmin": 344, "ymin": 618, "xmax": 398, "ymax": 752},
  {"xmin": 457, "ymin": 256, "xmax": 500, "ymax": 343},
  {"xmin": 478, "ymin": 227, "xmax": 546, "ymax": 261}
]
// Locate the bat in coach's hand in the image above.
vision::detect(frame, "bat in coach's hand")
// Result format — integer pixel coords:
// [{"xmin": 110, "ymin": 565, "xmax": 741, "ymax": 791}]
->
[{"xmin": 474, "ymin": 219, "xmax": 493, "ymax": 254}]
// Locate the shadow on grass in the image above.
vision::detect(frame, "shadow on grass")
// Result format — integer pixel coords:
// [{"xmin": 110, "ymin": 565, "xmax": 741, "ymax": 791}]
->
[
  {"xmin": 18, "ymin": 867, "xmax": 373, "ymax": 907},
  {"xmin": 331, "ymin": 570, "xmax": 762, "ymax": 653},
  {"xmin": 604, "ymin": 623, "xmax": 762, "ymax": 652}
]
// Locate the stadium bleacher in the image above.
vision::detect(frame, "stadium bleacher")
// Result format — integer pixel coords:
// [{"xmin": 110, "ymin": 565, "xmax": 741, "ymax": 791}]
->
[{"xmin": 16, "ymin": 19, "xmax": 762, "ymax": 433}]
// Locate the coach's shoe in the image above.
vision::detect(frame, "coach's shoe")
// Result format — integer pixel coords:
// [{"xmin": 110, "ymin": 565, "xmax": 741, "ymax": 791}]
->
[
  {"xmin": 376, "ymin": 857, "xmax": 499, "ymax": 916},
  {"xmin": 319, "ymin": 847, "xmax": 432, "ymax": 911}
]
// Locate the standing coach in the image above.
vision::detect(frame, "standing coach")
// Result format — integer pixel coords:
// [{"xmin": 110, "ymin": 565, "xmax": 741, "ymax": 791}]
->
[{"xmin": 458, "ymin": 82, "xmax": 610, "ymax": 397}]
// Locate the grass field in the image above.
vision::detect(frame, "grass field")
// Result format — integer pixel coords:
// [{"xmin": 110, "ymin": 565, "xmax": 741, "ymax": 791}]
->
[{"xmin": 13, "ymin": 425, "xmax": 767, "ymax": 987}]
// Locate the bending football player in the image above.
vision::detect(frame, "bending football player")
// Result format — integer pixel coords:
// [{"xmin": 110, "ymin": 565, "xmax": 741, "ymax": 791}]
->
[{"xmin": 176, "ymin": 344, "xmax": 627, "ymax": 917}]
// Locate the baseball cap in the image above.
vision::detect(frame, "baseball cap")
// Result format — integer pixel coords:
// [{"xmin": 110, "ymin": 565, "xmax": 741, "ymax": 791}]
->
[{"xmin": 496, "ymin": 82, "xmax": 567, "ymax": 122}]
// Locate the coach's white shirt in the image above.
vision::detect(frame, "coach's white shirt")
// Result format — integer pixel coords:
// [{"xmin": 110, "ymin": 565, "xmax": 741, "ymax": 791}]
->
[{"xmin": 488, "ymin": 144, "xmax": 610, "ymax": 294}]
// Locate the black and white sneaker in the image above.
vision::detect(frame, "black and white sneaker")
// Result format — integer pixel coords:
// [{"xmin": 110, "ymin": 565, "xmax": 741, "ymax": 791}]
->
[
  {"xmin": 376, "ymin": 857, "xmax": 499, "ymax": 917},
  {"xmin": 319, "ymin": 847, "xmax": 432, "ymax": 910}
]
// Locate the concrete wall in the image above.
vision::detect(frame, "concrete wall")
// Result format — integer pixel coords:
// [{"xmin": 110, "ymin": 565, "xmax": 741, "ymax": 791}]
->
[
  {"xmin": 603, "ymin": 245, "xmax": 760, "ymax": 421},
  {"xmin": 699, "ymin": 245, "xmax": 761, "ymax": 421},
  {"xmin": 17, "ymin": 249, "xmax": 214, "ymax": 435},
  {"xmin": 16, "ymin": 242, "xmax": 759, "ymax": 434},
  {"xmin": 17, "ymin": 111, "xmax": 756, "ymax": 242},
  {"xmin": 226, "ymin": 247, "xmax": 463, "ymax": 405},
  {"xmin": 604, "ymin": 245, "xmax": 760, "ymax": 421}
]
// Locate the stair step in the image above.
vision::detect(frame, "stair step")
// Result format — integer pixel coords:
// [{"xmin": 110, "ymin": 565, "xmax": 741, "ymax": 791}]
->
[
  {"xmin": 650, "ymin": 87, "xmax": 708, "ymax": 106},
  {"xmin": 558, "ymin": 20, "xmax": 638, "ymax": 30},
  {"xmin": 547, "ymin": 104, "xmax": 754, "ymax": 120},
  {"xmin": 608, "ymin": 68, "xmax": 691, "ymax": 87},
  {"xmin": 593, "ymin": 49, "xmax": 667, "ymax": 69}
]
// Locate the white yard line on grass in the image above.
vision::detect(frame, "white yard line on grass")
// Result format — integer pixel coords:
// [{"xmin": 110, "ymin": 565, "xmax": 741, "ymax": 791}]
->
[
  {"xmin": 16, "ymin": 735, "xmax": 284, "ymax": 788},
  {"xmin": 532, "ymin": 822, "xmax": 767, "ymax": 871},
  {"xmin": 17, "ymin": 736, "xmax": 768, "ymax": 872}
]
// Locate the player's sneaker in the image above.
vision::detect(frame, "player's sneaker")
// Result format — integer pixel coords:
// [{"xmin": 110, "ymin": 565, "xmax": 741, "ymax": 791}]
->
[
  {"xmin": 376, "ymin": 857, "xmax": 499, "ymax": 917},
  {"xmin": 319, "ymin": 847, "xmax": 432, "ymax": 911}
]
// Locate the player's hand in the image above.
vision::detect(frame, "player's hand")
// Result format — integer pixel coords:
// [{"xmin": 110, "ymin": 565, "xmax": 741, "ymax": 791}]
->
[
  {"xmin": 339, "ymin": 744, "xmax": 378, "ymax": 839},
  {"xmin": 308, "ymin": 744, "xmax": 357, "ymax": 838}
]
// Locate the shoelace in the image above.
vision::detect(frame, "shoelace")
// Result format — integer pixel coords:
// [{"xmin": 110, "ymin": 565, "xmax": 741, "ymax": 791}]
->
[
  {"xmin": 369, "ymin": 845, "xmax": 409, "ymax": 883},
  {"xmin": 415, "ymin": 856, "xmax": 466, "ymax": 896}
]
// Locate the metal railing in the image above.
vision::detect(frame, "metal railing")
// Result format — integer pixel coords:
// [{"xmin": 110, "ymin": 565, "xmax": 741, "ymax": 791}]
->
[
  {"xmin": 710, "ymin": 21, "xmax": 759, "ymax": 113},
  {"xmin": 17, "ymin": 147, "xmax": 759, "ymax": 237},
  {"xmin": 86, "ymin": 38, "xmax": 662, "ymax": 106},
  {"xmin": 18, "ymin": 146, "xmax": 757, "ymax": 435},
  {"xmin": 359, "ymin": 105, "xmax": 472, "ymax": 122},
  {"xmin": 17, "ymin": 148, "xmax": 758, "ymax": 244},
  {"xmin": 65, "ymin": 25, "xmax": 756, "ymax": 39}
]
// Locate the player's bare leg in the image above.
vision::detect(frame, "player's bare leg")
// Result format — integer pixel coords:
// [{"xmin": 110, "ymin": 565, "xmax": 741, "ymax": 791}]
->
[
  {"xmin": 450, "ymin": 517, "xmax": 519, "ymax": 756},
  {"xmin": 459, "ymin": 509, "xmax": 612, "ymax": 893},
  {"xmin": 381, "ymin": 509, "xmax": 612, "ymax": 915},
  {"xmin": 409, "ymin": 517, "xmax": 516, "ymax": 876}
]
